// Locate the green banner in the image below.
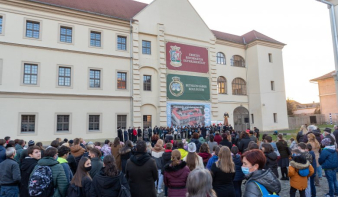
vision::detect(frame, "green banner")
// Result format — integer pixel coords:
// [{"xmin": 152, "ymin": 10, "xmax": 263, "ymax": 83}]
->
[{"xmin": 167, "ymin": 74, "xmax": 210, "ymax": 101}]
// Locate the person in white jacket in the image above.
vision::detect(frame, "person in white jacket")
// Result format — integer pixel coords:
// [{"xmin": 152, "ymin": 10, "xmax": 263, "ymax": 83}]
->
[{"xmin": 183, "ymin": 142, "xmax": 204, "ymax": 171}]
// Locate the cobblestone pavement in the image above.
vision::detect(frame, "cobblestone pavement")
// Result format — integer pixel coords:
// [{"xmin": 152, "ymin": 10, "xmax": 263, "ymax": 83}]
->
[{"xmin": 158, "ymin": 168, "xmax": 332, "ymax": 197}]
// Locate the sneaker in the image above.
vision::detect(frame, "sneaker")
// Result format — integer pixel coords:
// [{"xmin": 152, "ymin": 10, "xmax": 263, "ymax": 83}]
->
[{"xmin": 157, "ymin": 189, "xmax": 163, "ymax": 194}]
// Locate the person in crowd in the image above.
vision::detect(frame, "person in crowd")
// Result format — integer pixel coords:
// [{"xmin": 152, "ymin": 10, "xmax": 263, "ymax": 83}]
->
[
  {"xmin": 211, "ymin": 146, "xmax": 235, "ymax": 197},
  {"xmin": 69, "ymin": 157, "xmax": 92, "ymax": 197},
  {"xmin": 117, "ymin": 127, "xmax": 123, "ymax": 142},
  {"xmin": 261, "ymin": 143, "xmax": 278, "ymax": 178},
  {"xmin": 247, "ymin": 142, "xmax": 259, "ymax": 151},
  {"xmin": 90, "ymin": 155, "xmax": 129, "ymax": 197},
  {"xmin": 207, "ymin": 135, "xmax": 218, "ymax": 152},
  {"xmin": 186, "ymin": 168, "xmax": 217, "ymax": 197},
  {"xmin": 307, "ymin": 133, "xmax": 321, "ymax": 186},
  {"xmin": 297, "ymin": 125, "xmax": 308, "ymax": 143},
  {"xmin": 238, "ymin": 131, "xmax": 251, "ymax": 153},
  {"xmin": 333, "ymin": 125, "xmax": 338, "ymax": 145},
  {"xmin": 289, "ymin": 154, "xmax": 314, "ymax": 197},
  {"xmin": 152, "ymin": 139, "xmax": 165, "ymax": 194},
  {"xmin": 51, "ymin": 140, "xmax": 60, "ymax": 148},
  {"xmin": 88, "ymin": 148, "xmax": 103, "ymax": 179},
  {"xmin": 146, "ymin": 142, "xmax": 153, "ymax": 154},
  {"xmin": 128, "ymin": 127, "xmax": 133, "ymax": 142},
  {"xmin": 133, "ymin": 127, "xmax": 138, "ymax": 143},
  {"xmin": 306, "ymin": 143, "xmax": 317, "ymax": 197},
  {"xmin": 119, "ymin": 140, "xmax": 133, "ymax": 174},
  {"xmin": 57, "ymin": 146, "xmax": 73, "ymax": 183},
  {"xmin": 198, "ymin": 135, "xmax": 205, "ymax": 144},
  {"xmin": 214, "ymin": 131, "xmax": 222, "ymax": 145},
  {"xmin": 298, "ymin": 142, "xmax": 313, "ymax": 164},
  {"xmin": 111, "ymin": 137, "xmax": 122, "ymax": 171},
  {"xmin": 162, "ymin": 143, "xmax": 173, "ymax": 197},
  {"xmin": 151, "ymin": 133, "xmax": 159, "ymax": 146},
  {"xmin": 70, "ymin": 138, "xmax": 85, "ymax": 165},
  {"xmin": 307, "ymin": 125, "xmax": 323, "ymax": 144},
  {"xmin": 177, "ymin": 141, "xmax": 188, "ymax": 159},
  {"xmin": 231, "ymin": 146, "xmax": 244, "ymax": 197},
  {"xmin": 0, "ymin": 147, "xmax": 21, "ymax": 197},
  {"xmin": 32, "ymin": 147, "xmax": 68, "ymax": 197},
  {"xmin": 254, "ymin": 127, "xmax": 260, "ymax": 140},
  {"xmin": 190, "ymin": 133, "xmax": 202, "ymax": 153},
  {"xmin": 36, "ymin": 142, "xmax": 45, "ymax": 157},
  {"xmin": 242, "ymin": 149, "xmax": 281, "ymax": 196},
  {"xmin": 101, "ymin": 139, "xmax": 111, "ymax": 157},
  {"xmin": 6, "ymin": 140, "xmax": 15, "ymax": 148},
  {"xmin": 165, "ymin": 131, "xmax": 174, "ymax": 142},
  {"xmin": 198, "ymin": 143, "xmax": 212, "ymax": 166},
  {"xmin": 137, "ymin": 127, "xmax": 143, "ymax": 141},
  {"xmin": 276, "ymin": 134, "xmax": 290, "ymax": 180},
  {"xmin": 94, "ymin": 142, "xmax": 101, "ymax": 150},
  {"xmin": 319, "ymin": 138, "xmax": 338, "ymax": 197},
  {"xmin": 206, "ymin": 146, "xmax": 220, "ymax": 170},
  {"xmin": 14, "ymin": 140, "xmax": 25, "ymax": 163},
  {"xmin": 0, "ymin": 139, "xmax": 6, "ymax": 163},
  {"xmin": 323, "ymin": 127, "xmax": 337, "ymax": 148},
  {"xmin": 123, "ymin": 128, "xmax": 129, "ymax": 143},
  {"xmin": 19, "ymin": 140, "xmax": 35, "ymax": 164},
  {"xmin": 20, "ymin": 145, "xmax": 41, "ymax": 197},
  {"xmin": 125, "ymin": 140, "xmax": 158, "ymax": 197},
  {"xmin": 249, "ymin": 130, "xmax": 258, "ymax": 143},
  {"xmin": 290, "ymin": 137, "xmax": 297, "ymax": 150},
  {"xmin": 143, "ymin": 127, "xmax": 150, "ymax": 142},
  {"xmin": 4, "ymin": 136, "xmax": 10, "ymax": 144},
  {"xmin": 68, "ymin": 140, "xmax": 74, "ymax": 147},
  {"xmin": 220, "ymin": 133, "xmax": 232, "ymax": 150},
  {"xmin": 264, "ymin": 135, "xmax": 280, "ymax": 157},
  {"xmin": 163, "ymin": 150, "xmax": 190, "ymax": 197},
  {"xmin": 183, "ymin": 142, "xmax": 204, "ymax": 171},
  {"xmin": 79, "ymin": 138, "xmax": 85, "ymax": 149}
]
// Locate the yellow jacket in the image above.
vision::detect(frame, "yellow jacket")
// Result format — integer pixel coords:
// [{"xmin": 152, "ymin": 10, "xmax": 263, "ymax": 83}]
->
[{"xmin": 178, "ymin": 148, "xmax": 188, "ymax": 159}]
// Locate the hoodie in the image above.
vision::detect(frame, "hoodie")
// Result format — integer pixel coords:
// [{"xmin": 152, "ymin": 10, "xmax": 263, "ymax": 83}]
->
[
  {"xmin": 288, "ymin": 160, "xmax": 314, "ymax": 190},
  {"xmin": 20, "ymin": 157, "xmax": 38, "ymax": 197},
  {"xmin": 263, "ymin": 151, "xmax": 278, "ymax": 178},
  {"xmin": 57, "ymin": 157, "xmax": 73, "ymax": 183},
  {"xmin": 206, "ymin": 155, "xmax": 218, "ymax": 170},
  {"xmin": 319, "ymin": 145, "xmax": 338, "ymax": 169},
  {"xmin": 198, "ymin": 152, "xmax": 212, "ymax": 166},
  {"xmin": 130, "ymin": 152, "xmax": 151, "ymax": 166},
  {"xmin": 70, "ymin": 145, "xmax": 85, "ymax": 158}
]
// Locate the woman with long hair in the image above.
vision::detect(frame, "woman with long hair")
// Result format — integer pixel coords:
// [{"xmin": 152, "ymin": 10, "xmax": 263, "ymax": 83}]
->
[
  {"xmin": 163, "ymin": 150, "xmax": 190, "ymax": 197},
  {"xmin": 297, "ymin": 125, "xmax": 308, "ymax": 143},
  {"xmin": 198, "ymin": 143, "xmax": 212, "ymax": 166},
  {"xmin": 276, "ymin": 134, "xmax": 290, "ymax": 180},
  {"xmin": 119, "ymin": 140, "xmax": 133, "ymax": 173},
  {"xmin": 183, "ymin": 143, "xmax": 204, "ymax": 171},
  {"xmin": 111, "ymin": 137, "xmax": 122, "ymax": 170},
  {"xmin": 307, "ymin": 133, "xmax": 321, "ymax": 185},
  {"xmin": 211, "ymin": 146, "xmax": 236, "ymax": 197},
  {"xmin": 69, "ymin": 157, "xmax": 92, "ymax": 197},
  {"xmin": 90, "ymin": 155, "xmax": 129, "ymax": 197},
  {"xmin": 261, "ymin": 143, "xmax": 279, "ymax": 178},
  {"xmin": 186, "ymin": 168, "xmax": 217, "ymax": 197}
]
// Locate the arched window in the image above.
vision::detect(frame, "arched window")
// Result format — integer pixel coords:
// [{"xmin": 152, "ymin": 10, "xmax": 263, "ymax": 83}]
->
[
  {"xmin": 232, "ymin": 78, "xmax": 247, "ymax": 95},
  {"xmin": 231, "ymin": 55, "xmax": 245, "ymax": 67},
  {"xmin": 216, "ymin": 52, "xmax": 226, "ymax": 65},
  {"xmin": 217, "ymin": 77, "xmax": 226, "ymax": 94}
]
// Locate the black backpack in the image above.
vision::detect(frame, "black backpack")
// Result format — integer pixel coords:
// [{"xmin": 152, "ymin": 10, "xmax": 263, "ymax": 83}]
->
[
  {"xmin": 118, "ymin": 174, "xmax": 131, "ymax": 197},
  {"xmin": 67, "ymin": 183, "xmax": 81, "ymax": 197},
  {"xmin": 28, "ymin": 165, "xmax": 55, "ymax": 197}
]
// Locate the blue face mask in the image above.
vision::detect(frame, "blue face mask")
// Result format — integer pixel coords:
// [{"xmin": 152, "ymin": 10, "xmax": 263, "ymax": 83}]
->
[{"xmin": 241, "ymin": 167, "xmax": 250, "ymax": 175}]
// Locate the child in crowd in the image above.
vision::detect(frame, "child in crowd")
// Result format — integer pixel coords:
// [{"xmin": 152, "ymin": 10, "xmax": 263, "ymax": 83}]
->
[{"xmin": 306, "ymin": 144, "xmax": 316, "ymax": 197}]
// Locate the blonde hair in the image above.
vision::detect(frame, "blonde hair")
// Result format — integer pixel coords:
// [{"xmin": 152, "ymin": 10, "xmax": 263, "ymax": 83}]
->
[
  {"xmin": 300, "ymin": 125, "xmax": 308, "ymax": 135},
  {"xmin": 171, "ymin": 150, "xmax": 181, "ymax": 166},
  {"xmin": 307, "ymin": 133, "xmax": 320, "ymax": 150},
  {"xmin": 216, "ymin": 146, "xmax": 235, "ymax": 173}
]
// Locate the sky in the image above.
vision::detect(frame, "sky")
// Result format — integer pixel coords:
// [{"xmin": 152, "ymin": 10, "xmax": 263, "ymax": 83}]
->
[{"xmin": 136, "ymin": 0, "xmax": 335, "ymax": 104}]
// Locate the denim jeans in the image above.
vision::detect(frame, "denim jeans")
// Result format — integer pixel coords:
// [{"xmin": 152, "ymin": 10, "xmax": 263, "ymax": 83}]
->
[
  {"xmin": 305, "ymin": 178, "xmax": 311, "ymax": 197},
  {"xmin": 155, "ymin": 169, "xmax": 163, "ymax": 190},
  {"xmin": 325, "ymin": 169, "xmax": 338, "ymax": 196},
  {"xmin": 317, "ymin": 166, "xmax": 322, "ymax": 178},
  {"xmin": 0, "ymin": 186, "xmax": 19, "ymax": 197},
  {"xmin": 310, "ymin": 176, "xmax": 316, "ymax": 197},
  {"xmin": 233, "ymin": 180, "xmax": 242, "ymax": 197}
]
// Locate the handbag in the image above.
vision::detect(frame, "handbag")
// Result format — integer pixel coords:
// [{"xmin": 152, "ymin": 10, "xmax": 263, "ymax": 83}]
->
[{"xmin": 118, "ymin": 173, "xmax": 131, "ymax": 197}]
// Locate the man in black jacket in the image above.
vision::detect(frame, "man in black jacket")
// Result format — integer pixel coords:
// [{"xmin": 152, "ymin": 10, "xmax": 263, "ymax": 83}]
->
[
  {"xmin": 0, "ymin": 147, "xmax": 21, "ymax": 196},
  {"xmin": 89, "ymin": 148, "xmax": 103, "ymax": 179}
]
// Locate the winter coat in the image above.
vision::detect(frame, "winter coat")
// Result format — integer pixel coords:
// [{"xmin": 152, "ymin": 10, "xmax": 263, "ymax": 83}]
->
[
  {"xmin": 0, "ymin": 158, "xmax": 21, "ymax": 185},
  {"xmin": 125, "ymin": 152, "xmax": 158, "ymax": 197},
  {"xmin": 31, "ymin": 157, "xmax": 69, "ymax": 197},
  {"xmin": 297, "ymin": 131, "xmax": 307, "ymax": 143},
  {"xmin": 220, "ymin": 139, "xmax": 232, "ymax": 150},
  {"xmin": 177, "ymin": 148, "xmax": 188, "ymax": 159},
  {"xmin": 276, "ymin": 140, "xmax": 289, "ymax": 158},
  {"xmin": 151, "ymin": 147, "xmax": 164, "ymax": 170},
  {"xmin": 214, "ymin": 134, "xmax": 222, "ymax": 144},
  {"xmin": 243, "ymin": 169, "xmax": 281, "ymax": 197},
  {"xmin": 309, "ymin": 151, "xmax": 317, "ymax": 177},
  {"xmin": 190, "ymin": 139, "xmax": 202, "ymax": 153},
  {"xmin": 238, "ymin": 137, "xmax": 251, "ymax": 153},
  {"xmin": 263, "ymin": 151, "xmax": 279, "ymax": 178},
  {"xmin": 164, "ymin": 161, "xmax": 190, "ymax": 197},
  {"xmin": 70, "ymin": 145, "xmax": 85, "ymax": 158},
  {"xmin": 67, "ymin": 154, "xmax": 77, "ymax": 175},
  {"xmin": 89, "ymin": 157, "xmax": 103, "ymax": 179},
  {"xmin": 20, "ymin": 157, "xmax": 38, "ymax": 197},
  {"xmin": 232, "ymin": 154, "xmax": 245, "ymax": 181},
  {"xmin": 119, "ymin": 147, "xmax": 132, "ymax": 174},
  {"xmin": 211, "ymin": 163, "xmax": 235, "ymax": 197},
  {"xmin": 288, "ymin": 160, "xmax": 314, "ymax": 190},
  {"xmin": 80, "ymin": 176, "xmax": 92, "ymax": 197},
  {"xmin": 207, "ymin": 142, "xmax": 218, "ymax": 153},
  {"xmin": 206, "ymin": 155, "xmax": 218, "ymax": 170},
  {"xmin": 0, "ymin": 145, "xmax": 5, "ymax": 163},
  {"xmin": 57, "ymin": 157, "xmax": 73, "ymax": 183},
  {"xmin": 90, "ymin": 170, "xmax": 129, "ymax": 197},
  {"xmin": 101, "ymin": 144, "xmax": 111, "ymax": 157},
  {"xmin": 161, "ymin": 150, "xmax": 172, "ymax": 173},
  {"xmin": 111, "ymin": 144, "xmax": 122, "ymax": 170},
  {"xmin": 14, "ymin": 144, "xmax": 23, "ymax": 163},
  {"xmin": 198, "ymin": 152, "xmax": 212, "ymax": 166},
  {"xmin": 319, "ymin": 146, "xmax": 338, "ymax": 169}
]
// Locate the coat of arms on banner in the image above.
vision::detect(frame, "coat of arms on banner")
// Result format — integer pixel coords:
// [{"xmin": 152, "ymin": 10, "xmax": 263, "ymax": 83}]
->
[
  {"xmin": 169, "ymin": 46, "xmax": 182, "ymax": 67},
  {"xmin": 169, "ymin": 77, "xmax": 184, "ymax": 97}
]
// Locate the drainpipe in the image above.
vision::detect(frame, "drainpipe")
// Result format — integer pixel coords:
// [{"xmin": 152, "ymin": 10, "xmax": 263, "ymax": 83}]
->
[{"xmin": 130, "ymin": 19, "xmax": 134, "ymax": 127}]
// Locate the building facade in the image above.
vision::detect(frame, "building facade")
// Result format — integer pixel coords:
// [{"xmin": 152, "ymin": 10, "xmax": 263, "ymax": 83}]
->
[{"xmin": 0, "ymin": 0, "xmax": 289, "ymax": 142}]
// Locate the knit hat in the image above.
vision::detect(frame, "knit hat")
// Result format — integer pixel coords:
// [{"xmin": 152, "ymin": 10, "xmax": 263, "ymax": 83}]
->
[
  {"xmin": 188, "ymin": 142, "xmax": 196, "ymax": 153},
  {"xmin": 324, "ymin": 128, "xmax": 332, "ymax": 134},
  {"xmin": 321, "ymin": 138, "xmax": 331, "ymax": 147},
  {"xmin": 28, "ymin": 140, "xmax": 35, "ymax": 146},
  {"xmin": 69, "ymin": 140, "xmax": 74, "ymax": 144}
]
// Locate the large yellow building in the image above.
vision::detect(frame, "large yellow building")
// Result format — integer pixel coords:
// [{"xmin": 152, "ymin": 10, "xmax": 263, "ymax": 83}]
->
[{"xmin": 0, "ymin": 0, "xmax": 289, "ymax": 141}]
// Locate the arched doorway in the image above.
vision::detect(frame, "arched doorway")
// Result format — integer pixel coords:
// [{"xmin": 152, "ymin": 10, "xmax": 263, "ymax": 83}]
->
[{"xmin": 233, "ymin": 106, "xmax": 250, "ymax": 131}]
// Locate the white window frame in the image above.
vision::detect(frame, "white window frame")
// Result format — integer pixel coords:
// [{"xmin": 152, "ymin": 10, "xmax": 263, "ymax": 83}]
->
[
  {"xmin": 58, "ymin": 24, "xmax": 74, "ymax": 45},
  {"xmin": 20, "ymin": 61, "xmax": 41, "ymax": 87},
  {"xmin": 87, "ymin": 113, "xmax": 102, "ymax": 133},
  {"xmin": 115, "ymin": 33, "xmax": 129, "ymax": 52},
  {"xmin": 89, "ymin": 29, "xmax": 103, "ymax": 49},
  {"xmin": 18, "ymin": 113, "xmax": 38, "ymax": 136},
  {"xmin": 88, "ymin": 68, "xmax": 103, "ymax": 90},
  {"xmin": 23, "ymin": 18, "xmax": 42, "ymax": 41},
  {"xmin": 56, "ymin": 65, "xmax": 73, "ymax": 89},
  {"xmin": 55, "ymin": 113, "xmax": 72, "ymax": 134}
]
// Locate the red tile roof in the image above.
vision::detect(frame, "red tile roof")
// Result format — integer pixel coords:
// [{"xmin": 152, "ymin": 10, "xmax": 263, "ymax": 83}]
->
[
  {"xmin": 310, "ymin": 71, "xmax": 335, "ymax": 82},
  {"xmin": 211, "ymin": 30, "xmax": 244, "ymax": 44}
]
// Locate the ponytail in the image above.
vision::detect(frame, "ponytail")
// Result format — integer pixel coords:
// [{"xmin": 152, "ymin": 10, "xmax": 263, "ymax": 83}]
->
[{"xmin": 103, "ymin": 155, "xmax": 119, "ymax": 177}]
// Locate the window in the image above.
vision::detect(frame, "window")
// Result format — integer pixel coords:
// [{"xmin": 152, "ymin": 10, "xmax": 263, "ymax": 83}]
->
[
  {"xmin": 26, "ymin": 21, "xmax": 40, "ymax": 39},
  {"xmin": 268, "ymin": 53, "xmax": 272, "ymax": 63},
  {"xmin": 232, "ymin": 78, "xmax": 247, "ymax": 95},
  {"xmin": 117, "ymin": 36, "xmax": 127, "ymax": 50},
  {"xmin": 117, "ymin": 115, "xmax": 127, "ymax": 129},
  {"xmin": 90, "ymin": 31, "xmax": 101, "ymax": 47},
  {"xmin": 89, "ymin": 115, "xmax": 100, "ymax": 131},
  {"xmin": 58, "ymin": 67, "xmax": 71, "ymax": 86},
  {"xmin": 143, "ymin": 75, "xmax": 151, "ymax": 91},
  {"xmin": 273, "ymin": 113, "xmax": 277, "ymax": 123},
  {"xmin": 60, "ymin": 26, "xmax": 72, "ymax": 43},
  {"xmin": 89, "ymin": 69, "xmax": 101, "ymax": 88},
  {"xmin": 231, "ymin": 55, "xmax": 245, "ymax": 67},
  {"xmin": 57, "ymin": 115, "xmax": 69, "ymax": 132},
  {"xmin": 271, "ymin": 81, "xmax": 275, "ymax": 91},
  {"xmin": 251, "ymin": 114, "xmax": 254, "ymax": 124},
  {"xmin": 23, "ymin": 64, "xmax": 38, "ymax": 85},
  {"xmin": 216, "ymin": 52, "xmax": 226, "ymax": 65},
  {"xmin": 143, "ymin": 115, "xmax": 152, "ymax": 128},
  {"xmin": 0, "ymin": 16, "xmax": 3, "ymax": 34},
  {"xmin": 117, "ymin": 72, "xmax": 127, "ymax": 89},
  {"xmin": 217, "ymin": 77, "xmax": 227, "ymax": 94},
  {"xmin": 142, "ymin": 40, "xmax": 151, "ymax": 54},
  {"xmin": 21, "ymin": 115, "xmax": 35, "ymax": 133}
]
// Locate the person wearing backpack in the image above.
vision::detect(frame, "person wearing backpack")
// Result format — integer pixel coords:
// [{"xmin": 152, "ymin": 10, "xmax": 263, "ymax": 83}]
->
[
  {"xmin": 90, "ymin": 155, "xmax": 130, "ymax": 197},
  {"xmin": 288, "ymin": 154, "xmax": 314, "ymax": 197},
  {"xmin": 0, "ymin": 147, "xmax": 21, "ymax": 197},
  {"xmin": 57, "ymin": 146, "xmax": 73, "ymax": 183}
]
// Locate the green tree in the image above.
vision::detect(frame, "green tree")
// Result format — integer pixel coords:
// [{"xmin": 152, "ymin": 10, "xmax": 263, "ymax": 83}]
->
[{"xmin": 286, "ymin": 98, "xmax": 297, "ymax": 116}]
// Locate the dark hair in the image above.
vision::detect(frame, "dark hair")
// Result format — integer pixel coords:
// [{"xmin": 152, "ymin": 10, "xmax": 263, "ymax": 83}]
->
[
  {"xmin": 265, "ymin": 136, "xmax": 272, "ymax": 143},
  {"xmin": 306, "ymin": 143, "xmax": 312, "ymax": 151},
  {"xmin": 222, "ymin": 133, "xmax": 228, "ymax": 140},
  {"xmin": 261, "ymin": 143, "xmax": 273, "ymax": 153},
  {"xmin": 249, "ymin": 130, "xmax": 253, "ymax": 134},
  {"xmin": 248, "ymin": 143, "xmax": 259, "ymax": 150},
  {"xmin": 94, "ymin": 142, "xmax": 101, "ymax": 147},
  {"xmin": 177, "ymin": 141, "xmax": 184, "ymax": 149},
  {"xmin": 209, "ymin": 135, "xmax": 214, "ymax": 142},
  {"xmin": 4, "ymin": 136, "xmax": 10, "ymax": 141},
  {"xmin": 120, "ymin": 140, "xmax": 133, "ymax": 153},
  {"xmin": 231, "ymin": 146, "xmax": 239, "ymax": 155},
  {"xmin": 27, "ymin": 145, "xmax": 40, "ymax": 155},
  {"xmin": 58, "ymin": 146, "xmax": 70, "ymax": 157},
  {"xmin": 241, "ymin": 149, "xmax": 266, "ymax": 169},
  {"xmin": 73, "ymin": 138, "xmax": 80, "ymax": 145},
  {"xmin": 63, "ymin": 138, "xmax": 68, "ymax": 143},
  {"xmin": 6, "ymin": 140, "xmax": 15, "ymax": 148},
  {"xmin": 136, "ymin": 140, "xmax": 146, "ymax": 152},
  {"xmin": 18, "ymin": 140, "xmax": 25, "ymax": 146},
  {"xmin": 199, "ymin": 143, "xmax": 210, "ymax": 153},
  {"xmin": 104, "ymin": 139, "xmax": 110, "ymax": 145},
  {"xmin": 298, "ymin": 142, "xmax": 306, "ymax": 150},
  {"xmin": 71, "ymin": 157, "xmax": 91, "ymax": 187},
  {"xmin": 113, "ymin": 137, "xmax": 120, "ymax": 147},
  {"xmin": 293, "ymin": 155, "xmax": 307, "ymax": 164},
  {"xmin": 103, "ymin": 155, "xmax": 119, "ymax": 177},
  {"xmin": 262, "ymin": 134, "xmax": 268, "ymax": 140},
  {"xmin": 36, "ymin": 142, "xmax": 44, "ymax": 150},
  {"xmin": 193, "ymin": 133, "xmax": 199, "ymax": 139},
  {"xmin": 166, "ymin": 143, "xmax": 172, "ymax": 150},
  {"xmin": 14, "ymin": 139, "xmax": 19, "ymax": 144},
  {"xmin": 44, "ymin": 147, "xmax": 58, "ymax": 157},
  {"xmin": 277, "ymin": 134, "xmax": 283, "ymax": 139},
  {"xmin": 215, "ymin": 146, "xmax": 221, "ymax": 156},
  {"xmin": 89, "ymin": 148, "xmax": 101, "ymax": 158},
  {"xmin": 51, "ymin": 140, "xmax": 59, "ymax": 148},
  {"xmin": 0, "ymin": 139, "xmax": 5, "ymax": 146}
]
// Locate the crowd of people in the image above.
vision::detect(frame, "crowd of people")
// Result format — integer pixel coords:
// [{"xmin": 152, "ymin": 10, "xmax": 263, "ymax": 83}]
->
[{"xmin": 0, "ymin": 124, "xmax": 338, "ymax": 197}]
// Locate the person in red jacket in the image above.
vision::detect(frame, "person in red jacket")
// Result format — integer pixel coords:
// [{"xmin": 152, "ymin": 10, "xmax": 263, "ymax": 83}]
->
[
  {"xmin": 198, "ymin": 143, "xmax": 212, "ymax": 167},
  {"xmin": 214, "ymin": 132, "xmax": 222, "ymax": 145}
]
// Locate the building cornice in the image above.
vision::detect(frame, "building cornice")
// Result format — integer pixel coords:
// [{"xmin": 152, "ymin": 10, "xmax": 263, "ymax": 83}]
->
[
  {"xmin": 246, "ymin": 40, "xmax": 285, "ymax": 49},
  {"xmin": 215, "ymin": 40, "xmax": 245, "ymax": 49}
]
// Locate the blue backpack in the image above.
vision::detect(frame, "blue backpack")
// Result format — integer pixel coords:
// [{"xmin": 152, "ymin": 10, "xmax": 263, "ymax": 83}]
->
[
  {"xmin": 252, "ymin": 181, "xmax": 279, "ymax": 197},
  {"xmin": 298, "ymin": 168, "xmax": 309, "ymax": 177}
]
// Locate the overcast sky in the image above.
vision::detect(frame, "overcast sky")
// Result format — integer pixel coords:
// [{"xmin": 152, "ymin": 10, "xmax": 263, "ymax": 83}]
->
[{"xmin": 136, "ymin": 0, "xmax": 335, "ymax": 104}]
